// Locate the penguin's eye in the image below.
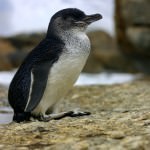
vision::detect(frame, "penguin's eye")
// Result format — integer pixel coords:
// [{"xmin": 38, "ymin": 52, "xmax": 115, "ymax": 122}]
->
[{"xmin": 63, "ymin": 16, "xmax": 75, "ymax": 22}]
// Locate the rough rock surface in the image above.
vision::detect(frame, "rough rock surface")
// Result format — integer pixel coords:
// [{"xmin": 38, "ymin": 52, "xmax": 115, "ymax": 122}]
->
[{"xmin": 0, "ymin": 80, "xmax": 150, "ymax": 149}]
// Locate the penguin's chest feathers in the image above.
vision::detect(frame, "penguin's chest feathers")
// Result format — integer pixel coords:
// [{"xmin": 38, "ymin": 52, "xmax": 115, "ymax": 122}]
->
[
  {"xmin": 47, "ymin": 53, "xmax": 86, "ymax": 93},
  {"xmin": 45, "ymin": 34, "xmax": 90, "ymax": 100}
]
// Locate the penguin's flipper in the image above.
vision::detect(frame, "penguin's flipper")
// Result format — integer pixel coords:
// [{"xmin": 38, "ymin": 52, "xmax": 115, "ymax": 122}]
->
[
  {"xmin": 24, "ymin": 61, "xmax": 51, "ymax": 112},
  {"xmin": 23, "ymin": 38, "xmax": 64, "ymax": 112}
]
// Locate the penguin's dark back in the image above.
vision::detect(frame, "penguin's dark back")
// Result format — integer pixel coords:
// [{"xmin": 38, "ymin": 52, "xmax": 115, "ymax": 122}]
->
[{"xmin": 8, "ymin": 36, "xmax": 64, "ymax": 121}]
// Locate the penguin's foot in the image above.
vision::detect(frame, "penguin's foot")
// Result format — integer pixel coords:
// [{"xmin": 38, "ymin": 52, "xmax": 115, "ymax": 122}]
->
[
  {"xmin": 33, "ymin": 109, "xmax": 91, "ymax": 122},
  {"xmin": 68, "ymin": 108, "xmax": 91, "ymax": 117},
  {"xmin": 36, "ymin": 111, "xmax": 73, "ymax": 122},
  {"xmin": 52, "ymin": 110, "xmax": 91, "ymax": 119}
]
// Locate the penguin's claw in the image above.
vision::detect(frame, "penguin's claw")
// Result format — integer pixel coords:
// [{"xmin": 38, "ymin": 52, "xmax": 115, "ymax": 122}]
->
[
  {"xmin": 36, "ymin": 111, "xmax": 74, "ymax": 121},
  {"xmin": 68, "ymin": 111, "xmax": 91, "ymax": 117},
  {"xmin": 37, "ymin": 115, "xmax": 52, "ymax": 122}
]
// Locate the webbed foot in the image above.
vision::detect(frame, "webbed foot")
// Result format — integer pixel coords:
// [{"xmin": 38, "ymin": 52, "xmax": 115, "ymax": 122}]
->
[{"xmin": 32, "ymin": 109, "xmax": 91, "ymax": 122}]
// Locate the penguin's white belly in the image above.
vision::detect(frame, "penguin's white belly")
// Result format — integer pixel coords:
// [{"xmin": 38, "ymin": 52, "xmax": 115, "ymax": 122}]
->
[{"xmin": 32, "ymin": 52, "xmax": 89, "ymax": 115}]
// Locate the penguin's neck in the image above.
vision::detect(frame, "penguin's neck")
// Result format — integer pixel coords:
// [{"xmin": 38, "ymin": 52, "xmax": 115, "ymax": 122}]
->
[{"xmin": 58, "ymin": 29, "xmax": 91, "ymax": 54}]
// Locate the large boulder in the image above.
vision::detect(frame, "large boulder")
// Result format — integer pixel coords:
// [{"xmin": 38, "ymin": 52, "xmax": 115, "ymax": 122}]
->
[
  {"xmin": 115, "ymin": 0, "xmax": 150, "ymax": 73},
  {"xmin": 83, "ymin": 31, "xmax": 136, "ymax": 73}
]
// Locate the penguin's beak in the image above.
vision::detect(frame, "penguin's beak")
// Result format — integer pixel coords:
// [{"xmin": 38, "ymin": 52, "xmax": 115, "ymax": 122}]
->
[
  {"xmin": 83, "ymin": 14, "xmax": 102, "ymax": 24},
  {"xmin": 74, "ymin": 13, "xmax": 102, "ymax": 26}
]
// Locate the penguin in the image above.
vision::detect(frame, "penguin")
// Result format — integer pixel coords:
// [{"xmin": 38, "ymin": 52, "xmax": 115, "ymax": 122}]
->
[{"xmin": 8, "ymin": 8, "xmax": 102, "ymax": 122}]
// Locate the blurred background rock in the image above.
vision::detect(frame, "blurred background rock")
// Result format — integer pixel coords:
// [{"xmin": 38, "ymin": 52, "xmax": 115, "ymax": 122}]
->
[
  {"xmin": 115, "ymin": 0, "xmax": 150, "ymax": 74},
  {"xmin": 0, "ymin": 0, "xmax": 149, "ymax": 74}
]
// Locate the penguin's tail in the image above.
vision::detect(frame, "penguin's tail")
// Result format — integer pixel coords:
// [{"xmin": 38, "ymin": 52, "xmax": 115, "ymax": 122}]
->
[{"xmin": 13, "ymin": 112, "xmax": 31, "ymax": 123}]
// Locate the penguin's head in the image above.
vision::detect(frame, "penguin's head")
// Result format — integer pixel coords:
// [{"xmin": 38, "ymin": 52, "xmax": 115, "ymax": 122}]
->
[{"xmin": 48, "ymin": 8, "xmax": 102, "ymax": 33}]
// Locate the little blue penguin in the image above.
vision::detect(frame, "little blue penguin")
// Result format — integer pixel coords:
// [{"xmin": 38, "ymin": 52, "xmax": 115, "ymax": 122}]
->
[{"xmin": 8, "ymin": 8, "xmax": 102, "ymax": 122}]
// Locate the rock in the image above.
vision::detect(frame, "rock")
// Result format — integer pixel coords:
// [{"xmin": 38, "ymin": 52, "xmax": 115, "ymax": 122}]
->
[
  {"xmin": 0, "ymin": 80, "xmax": 150, "ymax": 149},
  {"xmin": 126, "ymin": 27, "xmax": 150, "ymax": 53},
  {"xmin": 83, "ymin": 31, "xmax": 115, "ymax": 73},
  {"xmin": 119, "ymin": 0, "xmax": 150, "ymax": 25},
  {"xmin": 115, "ymin": 0, "xmax": 150, "ymax": 73},
  {"xmin": 83, "ymin": 31, "xmax": 136, "ymax": 73},
  {"xmin": 0, "ymin": 56, "xmax": 13, "ymax": 71},
  {"xmin": 6, "ymin": 33, "xmax": 45, "ymax": 51},
  {"xmin": 0, "ymin": 39, "xmax": 16, "ymax": 70},
  {"xmin": 0, "ymin": 85, "xmax": 8, "ymax": 107},
  {"xmin": 0, "ymin": 33, "xmax": 45, "ymax": 71},
  {"xmin": 0, "ymin": 39, "xmax": 15, "ymax": 55}
]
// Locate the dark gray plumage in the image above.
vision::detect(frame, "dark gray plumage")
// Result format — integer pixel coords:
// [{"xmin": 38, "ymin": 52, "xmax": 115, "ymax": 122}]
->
[{"xmin": 8, "ymin": 8, "xmax": 102, "ymax": 122}]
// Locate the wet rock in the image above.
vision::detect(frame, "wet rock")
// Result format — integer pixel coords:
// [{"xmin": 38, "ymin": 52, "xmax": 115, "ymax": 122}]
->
[
  {"xmin": 0, "ymin": 80, "xmax": 150, "ymax": 149},
  {"xmin": 115, "ymin": 0, "xmax": 150, "ymax": 73}
]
